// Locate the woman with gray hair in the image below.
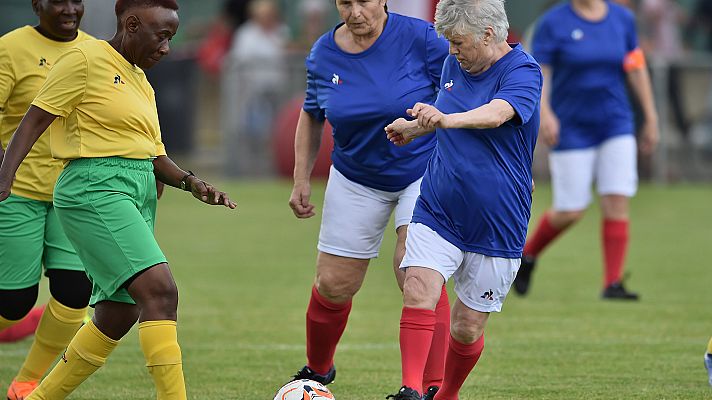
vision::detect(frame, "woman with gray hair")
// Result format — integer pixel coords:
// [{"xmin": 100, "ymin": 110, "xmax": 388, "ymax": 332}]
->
[{"xmin": 385, "ymin": 0, "xmax": 542, "ymax": 399}]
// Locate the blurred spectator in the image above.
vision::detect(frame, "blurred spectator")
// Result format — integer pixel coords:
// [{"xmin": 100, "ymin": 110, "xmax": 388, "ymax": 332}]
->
[
  {"xmin": 640, "ymin": 0, "xmax": 689, "ymax": 137},
  {"xmin": 293, "ymin": 0, "xmax": 329, "ymax": 52},
  {"xmin": 223, "ymin": 0, "xmax": 288, "ymax": 176},
  {"xmin": 388, "ymin": 0, "xmax": 434, "ymax": 21},
  {"xmin": 687, "ymin": 0, "xmax": 712, "ymax": 52}
]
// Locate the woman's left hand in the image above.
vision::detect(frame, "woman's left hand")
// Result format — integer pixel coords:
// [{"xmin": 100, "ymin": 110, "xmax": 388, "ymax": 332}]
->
[
  {"xmin": 638, "ymin": 119, "xmax": 659, "ymax": 155},
  {"xmin": 188, "ymin": 177, "xmax": 237, "ymax": 209},
  {"xmin": 408, "ymin": 102, "xmax": 449, "ymax": 130}
]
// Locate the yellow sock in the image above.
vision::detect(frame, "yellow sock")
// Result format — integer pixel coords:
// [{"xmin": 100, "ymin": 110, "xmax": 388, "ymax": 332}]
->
[
  {"xmin": 27, "ymin": 320, "xmax": 117, "ymax": 400},
  {"xmin": 707, "ymin": 337, "xmax": 712, "ymax": 355},
  {"xmin": 139, "ymin": 320, "xmax": 186, "ymax": 400},
  {"xmin": 0, "ymin": 313, "xmax": 21, "ymax": 330},
  {"xmin": 16, "ymin": 297, "xmax": 87, "ymax": 382}
]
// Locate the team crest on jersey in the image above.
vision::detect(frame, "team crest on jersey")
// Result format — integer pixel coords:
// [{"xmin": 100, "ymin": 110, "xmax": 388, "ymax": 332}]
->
[
  {"xmin": 331, "ymin": 73, "xmax": 343, "ymax": 85},
  {"xmin": 444, "ymin": 79, "xmax": 454, "ymax": 91},
  {"xmin": 39, "ymin": 57, "xmax": 50, "ymax": 67},
  {"xmin": 114, "ymin": 74, "xmax": 125, "ymax": 85},
  {"xmin": 571, "ymin": 29, "xmax": 584, "ymax": 41}
]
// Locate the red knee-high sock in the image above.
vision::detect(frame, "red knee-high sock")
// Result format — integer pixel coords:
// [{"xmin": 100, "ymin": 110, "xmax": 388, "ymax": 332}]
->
[
  {"xmin": 434, "ymin": 334, "xmax": 485, "ymax": 400},
  {"xmin": 306, "ymin": 285, "xmax": 352, "ymax": 375},
  {"xmin": 523, "ymin": 213, "xmax": 565, "ymax": 257},
  {"xmin": 400, "ymin": 307, "xmax": 436, "ymax": 394},
  {"xmin": 602, "ymin": 219, "xmax": 629, "ymax": 287},
  {"xmin": 422, "ymin": 286, "xmax": 450, "ymax": 390}
]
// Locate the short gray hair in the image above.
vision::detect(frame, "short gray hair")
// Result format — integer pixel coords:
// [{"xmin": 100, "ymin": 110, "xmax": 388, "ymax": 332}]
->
[{"xmin": 435, "ymin": 0, "xmax": 509, "ymax": 43}]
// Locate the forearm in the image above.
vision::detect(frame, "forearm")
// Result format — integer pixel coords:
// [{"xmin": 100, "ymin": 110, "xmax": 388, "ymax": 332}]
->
[
  {"xmin": 627, "ymin": 68, "xmax": 658, "ymax": 123},
  {"xmin": 445, "ymin": 99, "xmax": 515, "ymax": 130},
  {"xmin": 293, "ymin": 110, "xmax": 324, "ymax": 183},
  {"xmin": 0, "ymin": 106, "xmax": 55, "ymax": 183},
  {"xmin": 152, "ymin": 155, "xmax": 193, "ymax": 189}
]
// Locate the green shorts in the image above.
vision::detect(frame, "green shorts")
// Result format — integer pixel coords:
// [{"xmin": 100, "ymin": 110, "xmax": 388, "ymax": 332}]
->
[
  {"xmin": 0, "ymin": 194, "xmax": 84, "ymax": 290},
  {"xmin": 53, "ymin": 157, "xmax": 167, "ymax": 306}
]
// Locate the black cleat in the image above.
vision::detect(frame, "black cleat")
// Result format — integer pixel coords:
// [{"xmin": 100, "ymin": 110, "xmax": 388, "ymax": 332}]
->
[
  {"xmin": 601, "ymin": 282, "xmax": 639, "ymax": 300},
  {"xmin": 291, "ymin": 365, "xmax": 336, "ymax": 385},
  {"xmin": 422, "ymin": 385, "xmax": 439, "ymax": 400},
  {"xmin": 385, "ymin": 386, "xmax": 421, "ymax": 400},
  {"xmin": 513, "ymin": 255, "xmax": 536, "ymax": 296}
]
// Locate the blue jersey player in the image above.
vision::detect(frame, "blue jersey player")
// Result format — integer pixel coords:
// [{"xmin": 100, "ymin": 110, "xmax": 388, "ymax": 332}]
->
[
  {"xmin": 287, "ymin": 1, "xmax": 449, "ymax": 394},
  {"xmin": 384, "ymin": 0, "xmax": 542, "ymax": 398}
]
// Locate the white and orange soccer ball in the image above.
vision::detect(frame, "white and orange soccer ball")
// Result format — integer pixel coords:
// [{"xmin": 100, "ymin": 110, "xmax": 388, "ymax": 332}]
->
[{"xmin": 273, "ymin": 379, "xmax": 335, "ymax": 400}]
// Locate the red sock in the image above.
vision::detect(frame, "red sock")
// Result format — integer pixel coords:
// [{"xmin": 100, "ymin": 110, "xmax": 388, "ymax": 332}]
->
[
  {"xmin": 434, "ymin": 334, "xmax": 485, "ymax": 400},
  {"xmin": 602, "ymin": 219, "xmax": 629, "ymax": 287},
  {"xmin": 305, "ymin": 285, "xmax": 352, "ymax": 375},
  {"xmin": 400, "ymin": 307, "xmax": 436, "ymax": 394},
  {"xmin": 423, "ymin": 286, "xmax": 450, "ymax": 390},
  {"xmin": 523, "ymin": 213, "xmax": 564, "ymax": 257},
  {"xmin": 0, "ymin": 305, "xmax": 45, "ymax": 343}
]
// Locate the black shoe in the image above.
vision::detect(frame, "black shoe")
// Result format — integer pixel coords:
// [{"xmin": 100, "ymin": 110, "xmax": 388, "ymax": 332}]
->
[
  {"xmin": 601, "ymin": 282, "xmax": 639, "ymax": 300},
  {"xmin": 422, "ymin": 385, "xmax": 439, "ymax": 400},
  {"xmin": 385, "ymin": 386, "xmax": 421, "ymax": 400},
  {"xmin": 513, "ymin": 255, "xmax": 536, "ymax": 296},
  {"xmin": 291, "ymin": 365, "xmax": 336, "ymax": 385}
]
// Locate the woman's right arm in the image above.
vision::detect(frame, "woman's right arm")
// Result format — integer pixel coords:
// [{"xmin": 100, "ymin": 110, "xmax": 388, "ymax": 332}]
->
[
  {"xmin": 288, "ymin": 109, "xmax": 324, "ymax": 219},
  {"xmin": 539, "ymin": 65, "xmax": 560, "ymax": 147},
  {"xmin": 0, "ymin": 106, "xmax": 57, "ymax": 201}
]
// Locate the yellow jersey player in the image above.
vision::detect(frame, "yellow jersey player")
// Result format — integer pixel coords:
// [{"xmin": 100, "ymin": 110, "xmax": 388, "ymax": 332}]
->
[{"xmin": 0, "ymin": 1, "xmax": 93, "ymax": 398}]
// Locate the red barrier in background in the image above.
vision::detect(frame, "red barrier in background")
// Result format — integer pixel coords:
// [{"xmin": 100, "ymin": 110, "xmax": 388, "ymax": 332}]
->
[{"xmin": 272, "ymin": 96, "xmax": 334, "ymax": 178}]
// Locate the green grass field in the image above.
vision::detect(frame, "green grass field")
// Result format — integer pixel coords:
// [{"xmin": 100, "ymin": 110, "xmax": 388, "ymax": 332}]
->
[{"xmin": 1, "ymin": 181, "xmax": 711, "ymax": 399}]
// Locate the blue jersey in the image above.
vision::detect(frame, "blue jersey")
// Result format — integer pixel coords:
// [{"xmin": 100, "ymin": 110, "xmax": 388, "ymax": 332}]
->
[
  {"xmin": 532, "ymin": 1, "xmax": 638, "ymax": 151},
  {"xmin": 412, "ymin": 45, "xmax": 542, "ymax": 258},
  {"xmin": 303, "ymin": 13, "xmax": 449, "ymax": 192}
]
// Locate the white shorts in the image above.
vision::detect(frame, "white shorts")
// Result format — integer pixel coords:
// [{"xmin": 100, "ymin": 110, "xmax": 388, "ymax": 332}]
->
[
  {"xmin": 318, "ymin": 166, "xmax": 422, "ymax": 259},
  {"xmin": 549, "ymin": 135, "xmax": 638, "ymax": 211},
  {"xmin": 400, "ymin": 223, "xmax": 520, "ymax": 313}
]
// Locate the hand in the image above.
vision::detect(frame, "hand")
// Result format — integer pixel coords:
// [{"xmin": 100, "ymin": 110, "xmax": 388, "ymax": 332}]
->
[
  {"xmin": 0, "ymin": 178, "xmax": 11, "ymax": 203},
  {"xmin": 540, "ymin": 111, "xmax": 560, "ymax": 147},
  {"xmin": 188, "ymin": 176, "xmax": 236, "ymax": 209},
  {"xmin": 156, "ymin": 179, "xmax": 165, "ymax": 200},
  {"xmin": 289, "ymin": 180, "xmax": 315, "ymax": 218},
  {"xmin": 408, "ymin": 102, "xmax": 448, "ymax": 130},
  {"xmin": 638, "ymin": 118, "xmax": 659, "ymax": 155},
  {"xmin": 385, "ymin": 118, "xmax": 417, "ymax": 146}
]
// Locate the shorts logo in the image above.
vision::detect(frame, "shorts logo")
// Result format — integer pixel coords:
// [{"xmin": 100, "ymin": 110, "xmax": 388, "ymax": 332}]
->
[
  {"xmin": 331, "ymin": 73, "xmax": 343, "ymax": 85},
  {"xmin": 114, "ymin": 74, "xmax": 125, "ymax": 85},
  {"xmin": 480, "ymin": 289, "xmax": 494, "ymax": 301},
  {"xmin": 444, "ymin": 79, "xmax": 454, "ymax": 91}
]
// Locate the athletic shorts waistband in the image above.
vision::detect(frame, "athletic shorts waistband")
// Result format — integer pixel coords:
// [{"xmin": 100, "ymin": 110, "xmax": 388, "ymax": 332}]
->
[{"xmin": 67, "ymin": 157, "xmax": 154, "ymax": 172}]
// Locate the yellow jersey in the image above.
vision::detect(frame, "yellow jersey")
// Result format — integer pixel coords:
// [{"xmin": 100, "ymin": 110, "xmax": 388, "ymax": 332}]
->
[
  {"xmin": 32, "ymin": 40, "xmax": 167, "ymax": 163},
  {"xmin": 0, "ymin": 26, "xmax": 93, "ymax": 201}
]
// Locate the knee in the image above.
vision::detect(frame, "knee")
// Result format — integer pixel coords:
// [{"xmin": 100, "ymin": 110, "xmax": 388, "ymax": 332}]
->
[
  {"xmin": 47, "ymin": 270, "xmax": 92, "ymax": 309},
  {"xmin": 403, "ymin": 274, "xmax": 439, "ymax": 309},
  {"xmin": 315, "ymin": 272, "xmax": 359, "ymax": 304},
  {"xmin": 0, "ymin": 286, "xmax": 39, "ymax": 321},
  {"xmin": 450, "ymin": 318, "xmax": 484, "ymax": 344},
  {"xmin": 551, "ymin": 210, "xmax": 585, "ymax": 228}
]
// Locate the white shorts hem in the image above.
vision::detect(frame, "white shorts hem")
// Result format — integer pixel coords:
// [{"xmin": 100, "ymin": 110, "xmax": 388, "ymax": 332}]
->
[{"xmin": 317, "ymin": 244, "xmax": 377, "ymax": 260}]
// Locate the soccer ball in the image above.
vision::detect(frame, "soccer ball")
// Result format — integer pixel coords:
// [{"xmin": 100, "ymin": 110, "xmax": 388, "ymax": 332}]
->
[{"xmin": 273, "ymin": 379, "xmax": 335, "ymax": 400}]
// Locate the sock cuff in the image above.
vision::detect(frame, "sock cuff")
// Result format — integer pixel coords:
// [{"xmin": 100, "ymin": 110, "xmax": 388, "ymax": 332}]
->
[
  {"xmin": 48, "ymin": 297, "xmax": 88, "ymax": 324},
  {"xmin": 603, "ymin": 219, "xmax": 629, "ymax": 230},
  {"xmin": 435, "ymin": 285, "xmax": 450, "ymax": 311},
  {"xmin": 400, "ymin": 307, "xmax": 436, "ymax": 330},
  {"xmin": 70, "ymin": 321, "xmax": 118, "ymax": 366},
  {"xmin": 449, "ymin": 333, "xmax": 484, "ymax": 357},
  {"xmin": 138, "ymin": 320, "xmax": 177, "ymax": 330},
  {"xmin": 311, "ymin": 285, "xmax": 352, "ymax": 311}
]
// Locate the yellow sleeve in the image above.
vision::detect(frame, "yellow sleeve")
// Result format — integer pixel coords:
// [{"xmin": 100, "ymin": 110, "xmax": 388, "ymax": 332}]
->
[
  {"xmin": 31, "ymin": 48, "xmax": 87, "ymax": 117},
  {"xmin": 0, "ymin": 41, "xmax": 16, "ymax": 113}
]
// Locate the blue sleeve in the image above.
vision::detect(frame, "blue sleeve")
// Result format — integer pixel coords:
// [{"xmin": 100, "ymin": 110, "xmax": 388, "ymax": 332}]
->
[
  {"xmin": 622, "ymin": 8, "xmax": 638, "ymax": 52},
  {"xmin": 302, "ymin": 51, "xmax": 326, "ymax": 121},
  {"xmin": 494, "ymin": 61, "xmax": 543, "ymax": 126},
  {"xmin": 531, "ymin": 16, "xmax": 556, "ymax": 66},
  {"xmin": 424, "ymin": 24, "xmax": 450, "ymax": 87}
]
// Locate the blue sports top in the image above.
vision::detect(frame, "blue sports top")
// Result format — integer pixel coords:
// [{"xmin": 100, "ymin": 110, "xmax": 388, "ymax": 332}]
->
[
  {"xmin": 532, "ymin": 1, "xmax": 638, "ymax": 151},
  {"xmin": 303, "ymin": 13, "xmax": 449, "ymax": 192},
  {"xmin": 412, "ymin": 45, "xmax": 542, "ymax": 258}
]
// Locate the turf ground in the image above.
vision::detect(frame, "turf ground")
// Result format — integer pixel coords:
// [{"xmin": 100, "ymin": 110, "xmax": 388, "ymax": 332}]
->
[{"xmin": 0, "ymin": 181, "xmax": 710, "ymax": 399}]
